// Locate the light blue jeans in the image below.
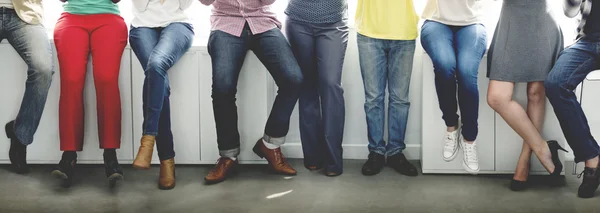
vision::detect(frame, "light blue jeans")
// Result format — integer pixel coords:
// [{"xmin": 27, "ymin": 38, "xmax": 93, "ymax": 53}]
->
[
  {"xmin": 129, "ymin": 22, "xmax": 194, "ymax": 160},
  {"xmin": 3, "ymin": 8, "xmax": 54, "ymax": 145},
  {"xmin": 420, "ymin": 20, "xmax": 487, "ymax": 142},
  {"xmin": 357, "ymin": 33, "xmax": 415, "ymax": 157}
]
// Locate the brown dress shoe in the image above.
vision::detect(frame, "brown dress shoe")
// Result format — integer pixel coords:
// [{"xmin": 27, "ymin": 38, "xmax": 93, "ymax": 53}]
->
[
  {"xmin": 205, "ymin": 157, "xmax": 237, "ymax": 184},
  {"xmin": 132, "ymin": 135, "xmax": 155, "ymax": 169},
  {"xmin": 159, "ymin": 158, "xmax": 176, "ymax": 190},
  {"xmin": 252, "ymin": 139, "xmax": 297, "ymax": 175}
]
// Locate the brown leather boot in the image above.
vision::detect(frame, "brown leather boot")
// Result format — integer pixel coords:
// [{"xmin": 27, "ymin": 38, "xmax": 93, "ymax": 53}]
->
[
  {"xmin": 253, "ymin": 139, "xmax": 297, "ymax": 175},
  {"xmin": 132, "ymin": 135, "xmax": 155, "ymax": 169},
  {"xmin": 205, "ymin": 157, "xmax": 237, "ymax": 184},
  {"xmin": 158, "ymin": 158, "xmax": 175, "ymax": 190}
]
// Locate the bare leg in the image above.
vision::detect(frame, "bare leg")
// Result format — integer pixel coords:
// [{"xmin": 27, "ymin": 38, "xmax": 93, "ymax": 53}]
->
[
  {"xmin": 513, "ymin": 82, "xmax": 546, "ymax": 181},
  {"xmin": 487, "ymin": 80, "xmax": 555, "ymax": 174}
]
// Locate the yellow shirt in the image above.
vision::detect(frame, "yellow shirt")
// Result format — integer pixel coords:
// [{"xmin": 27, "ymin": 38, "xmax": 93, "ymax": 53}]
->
[{"xmin": 355, "ymin": 0, "xmax": 419, "ymax": 40}]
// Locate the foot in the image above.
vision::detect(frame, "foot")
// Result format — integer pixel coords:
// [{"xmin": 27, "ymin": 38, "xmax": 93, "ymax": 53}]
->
[
  {"xmin": 51, "ymin": 153, "xmax": 76, "ymax": 188},
  {"xmin": 205, "ymin": 157, "xmax": 238, "ymax": 184},
  {"xmin": 546, "ymin": 140, "xmax": 566, "ymax": 176},
  {"xmin": 5, "ymin": 121, "xmax": 28, "ymax": 174},
  {"xmin": 442, "ymin": 128, "xmax": 460, "ymax": 162},
  {"xmin": 159, "ymin": 158, "xmax": 176, "ymax": 190},
  {"xmin": 305, "ymin": 165, "xmax": 323, "ymax": 171},
  {"xmin": 387, "ymin": 153, "xmax": 418, "ymax": 176},
  {"xmin": 104, "ymin": 153, "xmax": 124, "ymax": 188},
  {"xmin": 510, "ymin": 161, "xmax": 530, "ymax": 191},
  {"xmin": 510, "ymin": 179, "xmax": 529, "ymax": 192},
  {"xmin": 132, "ymin": 135, "xmax": 155, "ymax": 170},
  {"xmin": 252, "ymin": 139, "xmax": 297, "ymax": 175},
  {"xmin": 461, "ymin": 140, "xmax": 479, "ymax": 174},
  {"xmin": 361, "ymin": 152, "xmax": 385, "ymax": 176},
  {"xmin": 577, "ymin": 164, "xmax": 600, "ymax": 198}
]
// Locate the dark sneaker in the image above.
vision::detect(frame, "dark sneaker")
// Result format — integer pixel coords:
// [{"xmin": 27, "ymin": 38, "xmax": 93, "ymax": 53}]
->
[
  {"xmin": 5, "ymin": 121, "xmax": 28, "ymax": 174},
  {"xmin": 104, "ymin": 153, "xmax": 124, "ymax": 188},
  {"xmin": 577, "ymin": 167, "xmax": 600, "ymax": 198},
  {"xmin": 52, "ymin": 155, "xmax": 76, "ymax": 188},
  {"xmin": 362, "ymin": 152, "xmax": 385, "ymax": 176},
  {"xmin": 387, "ymin": 153, "xmax": 418, "ymax": 176}
]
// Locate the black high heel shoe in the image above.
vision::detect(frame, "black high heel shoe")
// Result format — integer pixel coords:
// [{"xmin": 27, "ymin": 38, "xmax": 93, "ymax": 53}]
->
[
  {"xmin": 547, "ymin": 140, "xmax": 568, "ymax": 176},
  {"xmin": 510, "ymin": 179, "xmax": 528, "ymax": 191}
]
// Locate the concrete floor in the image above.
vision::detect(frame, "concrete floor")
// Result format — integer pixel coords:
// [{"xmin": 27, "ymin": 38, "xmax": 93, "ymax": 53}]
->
[{"xmin": 0, "ymin": 160, "xmax": 598, "ymax": 213}]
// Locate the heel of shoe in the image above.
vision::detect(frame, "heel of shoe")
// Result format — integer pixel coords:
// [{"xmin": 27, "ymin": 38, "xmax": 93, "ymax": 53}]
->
[
  {"xmin": 5, "ymin": 122, "xmax": 13, "ymax": 139},
  {"xmin": 253, "ymin": 143, "xmax": 264, "ymax": 159}
]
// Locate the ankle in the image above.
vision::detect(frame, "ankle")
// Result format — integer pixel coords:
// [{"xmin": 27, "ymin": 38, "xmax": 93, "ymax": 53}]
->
[
  {"xmin": 103, "ymin": 149, "xmax": 117, "ymax": 159},
  {"xmin": 262, "ymin": 139, "xmax": 280, "ymax": 149},
  {"xmin": 585, "ymin": 156, "xmax": 600, "ymax": 168},
  {"xmin": 62, "ymin": 151, "xmax": 77, "ymax": 161},
  {"xmin": 447, "ymin": 126, "xmax": 458, "ymax": 132}
]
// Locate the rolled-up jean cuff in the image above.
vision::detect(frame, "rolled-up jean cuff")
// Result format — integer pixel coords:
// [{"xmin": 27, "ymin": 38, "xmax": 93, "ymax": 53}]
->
[
  {"xmin": 142, "ymin": 131, "xmax": 158, "ymax": 136},
  {"xmin": 263, "ymin": 134, "xmax": 286, "ymax": 146},
  {"xmin": 219, "ymin": 148, "xmax": 240, "ymax": 158}
]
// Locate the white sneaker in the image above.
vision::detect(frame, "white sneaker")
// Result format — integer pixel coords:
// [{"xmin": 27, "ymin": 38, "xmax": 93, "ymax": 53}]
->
[
  {"xmin": 461, "ymin": 140, "xmax": 480, "ymax": 174},
  {"xmin": 442, "ymin": 128, "xmax": 460, "ymax": 162}
]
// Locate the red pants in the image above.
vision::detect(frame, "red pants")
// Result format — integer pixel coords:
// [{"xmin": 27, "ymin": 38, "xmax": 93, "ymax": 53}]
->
[{"xmin": 54, "ymin": 13, "xmax": 128, "ymax": 151}]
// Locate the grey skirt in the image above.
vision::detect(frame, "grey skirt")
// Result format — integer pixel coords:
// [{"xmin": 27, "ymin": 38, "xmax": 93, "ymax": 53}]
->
[{"xmin": 487, "ymin": 0, "xmax": 564, "ymax": 82}]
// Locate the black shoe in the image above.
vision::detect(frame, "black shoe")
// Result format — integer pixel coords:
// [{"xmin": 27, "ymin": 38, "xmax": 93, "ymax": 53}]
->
[
  {"xmin": 387, "ymin": 153, "xmax": 418, "ymax": 176},
  {"xmin": 577, "ymin": 167, "xmax": 600, "ymax": 198},
  {"xmin": 5, "ymin": 121, "xmax": 28, "ymax": 174},
  {"xmin": 362, "ymin": 152, "xmax": 385, "ymax": 176},
  {"xmin": 510, "ymin": 179, "xmax": 528, "ymax": 191},
  {"xmin": 104, "ymin": 153, "xmax": 123, "ymax": 188},
  {"xmin": 547, "ymin": 140, "xmax": 567, "ymax": 176},
  {"xmin": 52, "ymin": 154, "xmax": 76, "ymax": 188}
]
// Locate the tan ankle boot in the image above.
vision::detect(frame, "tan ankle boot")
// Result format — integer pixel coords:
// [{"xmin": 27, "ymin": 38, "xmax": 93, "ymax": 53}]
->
[
  {"xmin": 159, "ymin": 158, "xmax": 175, "ymax": 190},
  {"xmin": 132, "ymin": 135, "xmax": 155, "ymax": 169}
]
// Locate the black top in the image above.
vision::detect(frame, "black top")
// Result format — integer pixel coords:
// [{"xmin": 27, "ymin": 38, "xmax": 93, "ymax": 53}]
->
[{"xmin": 585, "ymin": 0, "xmax": 600, "ymax": 35}]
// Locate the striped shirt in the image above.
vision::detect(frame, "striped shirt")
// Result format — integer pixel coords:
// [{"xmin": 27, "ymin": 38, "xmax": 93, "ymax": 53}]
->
[{"xmin": 200, "ymin": 0, "xmax": 281, "ymax": 37}]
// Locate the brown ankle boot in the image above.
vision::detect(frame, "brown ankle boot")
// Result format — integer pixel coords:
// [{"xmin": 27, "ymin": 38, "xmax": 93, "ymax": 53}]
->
[
  {"xmin": 159, "ymin": 158, "xmax": 175, "ymax": 190},
  {"xmin": 132, "ymin": 135, "xmax": 155, "ymax": 169}
]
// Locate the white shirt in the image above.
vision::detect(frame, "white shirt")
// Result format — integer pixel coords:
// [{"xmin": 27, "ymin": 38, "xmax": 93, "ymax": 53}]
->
[
  {"xmin": 132, "ymin": 0, "xmax": 193, "ymax": 28},
  {"xmin": 422, "ymin": 0, "xmax": 484, "ymax": 26},
  {"xmin": 0, "ymin": 0, "xmax": 13, "ymax": 9}
]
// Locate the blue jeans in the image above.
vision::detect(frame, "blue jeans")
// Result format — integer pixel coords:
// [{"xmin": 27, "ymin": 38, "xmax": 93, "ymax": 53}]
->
[
  {"xmin": 285, "ymin": 18, "xmax": 348, "ymax": 173},
  {"xmin": 2, "ymin": 8, "xmax": 54, "ymax": 145},
  {"xmin": 129, "ymin": 22, "xmax": 194, "ymax": 160},
  {"xmin": 208, "ymin": 24, "xmax": 303, "ymax": 158},
  {"xmin": 357, "ymin": 34, "xmax": 415, "ymax": 157},
  {"xmin": 420, "ymin": 20, "xmax": 487, "ymax": 141},
  {"xmin": 545, "ymin": 37, "xmax": 600, "ymax": 163}
]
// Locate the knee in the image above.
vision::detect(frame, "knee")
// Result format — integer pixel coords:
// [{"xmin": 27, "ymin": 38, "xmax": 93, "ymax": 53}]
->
[
  {"xmin": 544, "ymin": 74, "xmax": 564, "ymax": 99},
  {"xmin": 318, "ymin": 74, "xmax": 341, "ymax": 91},
  {"xmin": 146, "ymin": 54, "xmax": 172, "ymax": 76},
  {"xmin": 364, "ymin": 92, "xmax": 384, "ymax": 110},
  {"xmin": 486, "ymin": 91, "xmax": 509, "ymax": 110},
  {"xmin": 211, "ymin": 79, "xmax": 237, "ymax": 99},
  {"xmin": 527, "ymin": 84, "xmax": 546, "ymax": 104},
  {"xmin": 283, "ymin": 67, "xmax": 304, "ymax": 91},
  {"xmin": 28, "ymin": 58, "xmax": 54, "ymax": 84},
  {"xmin": 433, "ymin": 58, "xmax": 457, "ymax": 81}
]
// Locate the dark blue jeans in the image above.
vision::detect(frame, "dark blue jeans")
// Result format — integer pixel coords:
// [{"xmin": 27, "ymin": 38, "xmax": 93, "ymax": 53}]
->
[
  {"xmin": 2, "ymin": 8, "xmax": 54, "ymax": 145},
  {"xmin": 420, "ymin": 20, "xmax": 487, "ymax": 141},
  {"xmin": 208, "ymin": 25, "xmax": 303, "ymax": 158},
  {"xmin": 545, "ymin": 37, "xmax": 600, "ymax": 163},
  {"xmin": 129, "ymin": 22, "xmax": 194, "ymax": 160},
  {"xmin": 357, "ymin": 34, "xmax": 415, "ymax": 157},
  {"xmin": 285, "ymin": 18, "xmax": 348, "ymax": 174}
]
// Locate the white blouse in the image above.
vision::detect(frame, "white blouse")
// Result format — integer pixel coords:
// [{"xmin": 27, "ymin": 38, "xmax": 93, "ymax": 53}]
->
[
  {"xmin": 132, "ymin": 0, "xmax": 194, "ymax": 28},
  {"xmin": 422, "ymin": 0, "xmax": 484, "ymax": 26}
]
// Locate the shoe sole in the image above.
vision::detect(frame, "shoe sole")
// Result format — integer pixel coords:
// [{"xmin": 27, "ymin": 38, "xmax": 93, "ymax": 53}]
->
[
  {"xmin": 132, "ymin": 162, "xmax": 151, "ymax": 170},
  {"xmin": 252, "ymin": 143, "xmax": 297, "ymax": 176},
  {"xmin": 51, "ymin": 170, "xmax": 69, "ymax": 180},
  {"xmin": 158, "ymin": 184, "xmax": 176, "ymax": 190},
  {"xmin": 442, "ymin": 131, "xmax": 461, "ymax": 162},
  {"xmin": 107, "ymin": 173, "xmax": 124, "ymax": 188},
  {"xmin": 462, "ymin": 160, "xmax": 480, "ymax": 174}
]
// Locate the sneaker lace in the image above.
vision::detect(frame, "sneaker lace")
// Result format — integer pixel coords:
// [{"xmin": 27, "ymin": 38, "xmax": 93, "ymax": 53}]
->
[
  {"xmin": 444, "ymin": 134, "xmax": 456, "ymax": 151},
  {"xmin": 464, "ymin": 143, "xmax": 478, "ymax": 163}
]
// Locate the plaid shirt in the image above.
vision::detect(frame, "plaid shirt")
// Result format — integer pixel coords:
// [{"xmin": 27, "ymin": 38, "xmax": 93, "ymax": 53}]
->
[{"xmin": 200, "ymin": 0, "xmax": 282, "ymax": 37}]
